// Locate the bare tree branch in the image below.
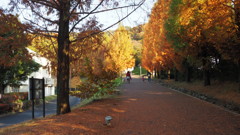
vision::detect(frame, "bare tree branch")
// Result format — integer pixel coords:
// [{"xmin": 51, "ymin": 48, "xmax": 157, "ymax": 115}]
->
[
  {"xmin": 22, "ymin": 16, "xmax": 58, "ymax": 34},
  {"xmin": 31, "ymin": 8, "xmax": 58, "ymax": 24},
  {"xmin": 73, "ymin": 4, "xmax": 140, "ymax": 14},
  {"xmin": 28, "ymin": 30, "xmax": 58, "ymax": 38},
  {"xmin": 51, "ymin": 0, "xmax": 60, "ymax": 7},
  {"xmin": 43, "ymin": 19, "xmax": 58, "ymax": 54},
  {"xmin": 69, "ymin": 2, "xmax": 80, "ymax": 17},
  {"xmin": 69, "ymin": 0, "xmax": 104, "ymax": 33},
  {"xmin": 70, "ymin": 0, "xmax": 146, "ymax": 42},
  {"xmin": 29, "ymin": 0, "xmax": 59, "ymax": 9}
]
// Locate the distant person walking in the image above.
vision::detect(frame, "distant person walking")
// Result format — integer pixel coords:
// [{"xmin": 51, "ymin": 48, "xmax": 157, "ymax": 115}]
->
[
  {"xmin": 142, "ymin": 75, "xmax": 145, "ymax": 82},
  {"xmin": 126, "ymin": 71, "xmax": 131, "ymax": 83},
  {"xmin": 147, "ymin": 71, "xmax": 152, "ymax": 82}
]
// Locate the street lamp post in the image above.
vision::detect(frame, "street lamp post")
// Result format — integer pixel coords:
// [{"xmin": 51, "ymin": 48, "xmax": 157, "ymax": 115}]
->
[{"xmin": 140, "ymin": 65, "xmax": 142, "ymax": 76}]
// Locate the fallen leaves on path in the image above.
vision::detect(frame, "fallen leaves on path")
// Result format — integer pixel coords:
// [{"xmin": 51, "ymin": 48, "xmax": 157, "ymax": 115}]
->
[{"xmin": 0, "ymin": 98, "xmax": 124, "ymax": 135}]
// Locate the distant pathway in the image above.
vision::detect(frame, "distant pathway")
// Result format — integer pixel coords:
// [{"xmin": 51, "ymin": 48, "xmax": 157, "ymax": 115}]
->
[
  {"xmin": 103, "ymin": 76, "xmax": 240, "ymax": 134},
  {"xmin": 0, "ymin": 96, "xmax": 80, "ymax": 128}
]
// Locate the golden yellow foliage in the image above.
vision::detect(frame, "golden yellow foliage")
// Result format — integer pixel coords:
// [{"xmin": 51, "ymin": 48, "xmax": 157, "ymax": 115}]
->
[
  {"xmin": 104, "ymin": 25, "xmax": 135, "ymax": 73},
  {"xmin": 142, "ymin": 0, "xmax": 175, "ymax": 72}
]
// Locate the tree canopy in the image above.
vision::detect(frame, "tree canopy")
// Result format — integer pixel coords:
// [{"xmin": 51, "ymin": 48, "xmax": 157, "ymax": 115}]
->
[
  {"xmin": 7, "ymin": 0, "xmax": 145, "ymax": 114},
  {"xmin": 142, "ymin": 0, "xmax": 240, "ymax": 89},
  {"xmin": 0, "ymin": 10, "xmax": 40, "ymax": 94}
]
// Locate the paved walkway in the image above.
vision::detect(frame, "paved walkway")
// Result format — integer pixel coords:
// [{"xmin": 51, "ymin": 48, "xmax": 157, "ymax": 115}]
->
[
  {"xmin": 102, "ymin": 77, "xmax": 240, "ymax": 134},
  {"xmin": 0, "ymin": 96, "xmax": 80, "ymax": 128},
  {"xmin": 0, "ymin": 77, "xmax": 240, "ymax": 134}
]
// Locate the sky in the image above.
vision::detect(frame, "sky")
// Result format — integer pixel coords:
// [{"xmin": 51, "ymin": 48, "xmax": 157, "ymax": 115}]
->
[
  {"xmin": 0, "ymin": 0, "xmax": 156, "ymax": 30},
  {"xmin": 93, "ymin": 0, "xmax": 156, "ymax": 29}
]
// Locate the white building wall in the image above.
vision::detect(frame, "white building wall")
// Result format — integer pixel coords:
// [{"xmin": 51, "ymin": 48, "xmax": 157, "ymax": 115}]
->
[
  {"xmin": 124, "ymin": 67, "xmax": 134, "ymax": 73},
  {"xmin": 4, "ymin": 48, "xmax": 55, "ymax": 98}
]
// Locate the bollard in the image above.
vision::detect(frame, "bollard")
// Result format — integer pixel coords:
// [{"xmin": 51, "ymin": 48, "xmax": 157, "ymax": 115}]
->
[{"xmin": 105, "ymin": 116, "xmax": 112, "ymax": 126}]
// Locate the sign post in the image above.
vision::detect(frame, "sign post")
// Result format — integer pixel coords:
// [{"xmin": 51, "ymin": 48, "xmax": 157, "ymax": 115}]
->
[
  {"xmin": 42, "ymin": 78, "xmax": 45, "ymax": 117},
  {"xmin": 29, "ymin": 77, "xmax": 34, "ymax": 119},
  {"xmin": 29, "ymin": 77, "xmax": 45, "ymax": 119}
]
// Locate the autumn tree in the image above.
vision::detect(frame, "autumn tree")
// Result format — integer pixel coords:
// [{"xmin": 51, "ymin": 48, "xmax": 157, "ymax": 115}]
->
[
  {"xmin": 104, "ymin": 25, "xmax": 135, "ymax": 74},
  {"xmin": 231, "ymin": 0, "xmax": 240, "ymax": 91},
  {"xmin": 71, "ymin": 29, "xmax": 105, "ymax": 81},
  {"xmin": 164, "ymin": 0, "xmax": 196, "ymax": 82},
  {"xmin": 162, "ymin": 0, "xmax": 240, "ymax": 86},
  {"xmin": 74, "ymin": 25, "xmax": 134, "ymax": 96},
  {"xmin": 165, "ymin": 0, "xmax": 227, "ymax": 85},
  {"xmin": 69, "ymin": 26, "xmax": 135, "ymax": 99},
  {"xmin": 208, "ymin": 0, "xmax": 240, "ymax": 90},
  {"xmin": 30, "ymin": 23, "xmax": 104, "ymax": 81},
  {"xmin": 142, "ymin": 0, "xmax": 176, "ymax": 78},
  {"xmin": 142, "ymin": 23, "xmax": 154, "ymax": 72},
  {"xmin": 79, "ymin": 25, "xmax": 135, "ymax": 81},
  {"xmin": 181, "ymin": 0, "xmax": 240, "ymax": 86},
  {"xmin": 8, "ymin": 0, "xmax": 146, "ymax": 114},
  {"xmin": 0, "ymin": 60, "xmax": 40, "ymax": 94},
  {"xmin": 129, "ymin": 24, "xmax": 144, "ymax": 41},
  {"xmin": 143, "ymin": 0, "xmax": 240, "ymax": 89},
  {"xmin": 128, "ymin": 25, "xmax": 144, "ymax": 66},
  {"xmin": 30, "ymin": 34, "xmax": 58, "ymax": 75},
  {"xmin": 0, "ymin": 10, "xmax": 39, "ymax": 94}
]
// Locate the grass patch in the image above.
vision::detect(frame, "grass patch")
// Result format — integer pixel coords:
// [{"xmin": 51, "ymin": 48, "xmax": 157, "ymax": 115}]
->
[
  {"xmin": 71, "ymin": 77, "xmax": 123, "ymax": 109},
  {"xmin": 72, "ymin": 91, "xmax": 120, "ymax": 110},
  {"xmin": 45, "ymin": 95, "xmax": 57, "ymax": 102},
  {"xmin": 163, "ymin": 79, "xmax": 240, "ymax": 105},
  {"xmin": 132, "ymin": 66, "xmax": 147, "ymax": 75},
  {"xmin": 112, "ymin": 77, "xmax": 123, "ymax": 87}
]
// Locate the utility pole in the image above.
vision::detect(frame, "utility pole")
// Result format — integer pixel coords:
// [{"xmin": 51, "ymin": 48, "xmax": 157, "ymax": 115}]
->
[{"xmin": 140, "ymin": 65, "xmax": 142, "ymax": 76}]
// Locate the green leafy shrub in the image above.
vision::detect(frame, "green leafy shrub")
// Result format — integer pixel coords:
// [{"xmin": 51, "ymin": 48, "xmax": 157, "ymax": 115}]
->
[
  {"xmin": 70, "ymin": 81, "xmax": 99, "ymax": 99},
  {"xmin": 70, "ymin": 78, "xmax": 122, "ymax": 99}
]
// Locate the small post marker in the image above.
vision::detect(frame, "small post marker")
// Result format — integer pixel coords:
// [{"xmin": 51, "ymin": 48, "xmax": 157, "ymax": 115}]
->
[{"xmin": 105, "ymin": 116, "xmax": 112, "ymax": 126}]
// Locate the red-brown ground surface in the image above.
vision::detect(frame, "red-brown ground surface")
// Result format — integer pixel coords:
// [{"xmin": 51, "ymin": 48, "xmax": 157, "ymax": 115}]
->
[{"xmin": 1, "ymin": 76, "xmax": 240, "ymax": 135}]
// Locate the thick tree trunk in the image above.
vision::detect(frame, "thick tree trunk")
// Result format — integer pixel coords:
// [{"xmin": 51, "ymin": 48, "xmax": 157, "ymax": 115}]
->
[
  {"xmin": 57, "ymin": 1, "xmax": 71, "ymax": 115},
  {"xmin": 237, "ymin": 57, "xmax": 240, "ymax": 91},
  {"xmin": 168, "ymin": 70, "xmax": 170, "ymax": 80},
  {"xmin": 202, "ymin": 59, "xmax": 211, "ymax": 86},
  {"xmin": 0, "ymin": 84, "xmax": 4, "ymax": 94},
  {"xmin": 157, "ymin": 70, "xmax": 160, "ymax": 79},
  {"xmin": 183, "ymin": 59, "xmax": 191, "ymax": 82},
  {"xmin": 185, "ymin": 65, "xmax": 191, "ymax": 82},
  {"xmin": 154, "ymin": 69, "xmax": 157, "ymax": 78},
  {"xmin": 203, "ymin": 69, "xmax": 211, "ymax": 86},
  {"xmin": 160, "ymin": 70, "xmax": 164, "ymax": 79},
  {"xmin": 186, "ymin": 67, "xmax": 190, "ymax": 82},
  {"xmin": 174, "ymin": 68, "xmax": 178, "ymax": 81},
  {"xmin": 235, "ymin": 2, "xmax": 240, "ymax": 92}
]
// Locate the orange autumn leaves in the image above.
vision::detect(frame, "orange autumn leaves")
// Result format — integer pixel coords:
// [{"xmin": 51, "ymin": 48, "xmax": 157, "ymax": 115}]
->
[
  {"xmin": 142, "ymin": 0, "xmax": 240, "ymax": 73},
  {"xmin": 31, "ymin": 25, "xmax": 135, "ymax": 81},
  {"xmin": 73, "ymin": 25, "xmax": 135, "ymax": 81},
  {"xmin": 0, "ymin": 10, "xmax": 31, "ymax": 67},
  {"xmin": 142, "ymin": 0, "xmax": 175, "ymax": 72}
]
